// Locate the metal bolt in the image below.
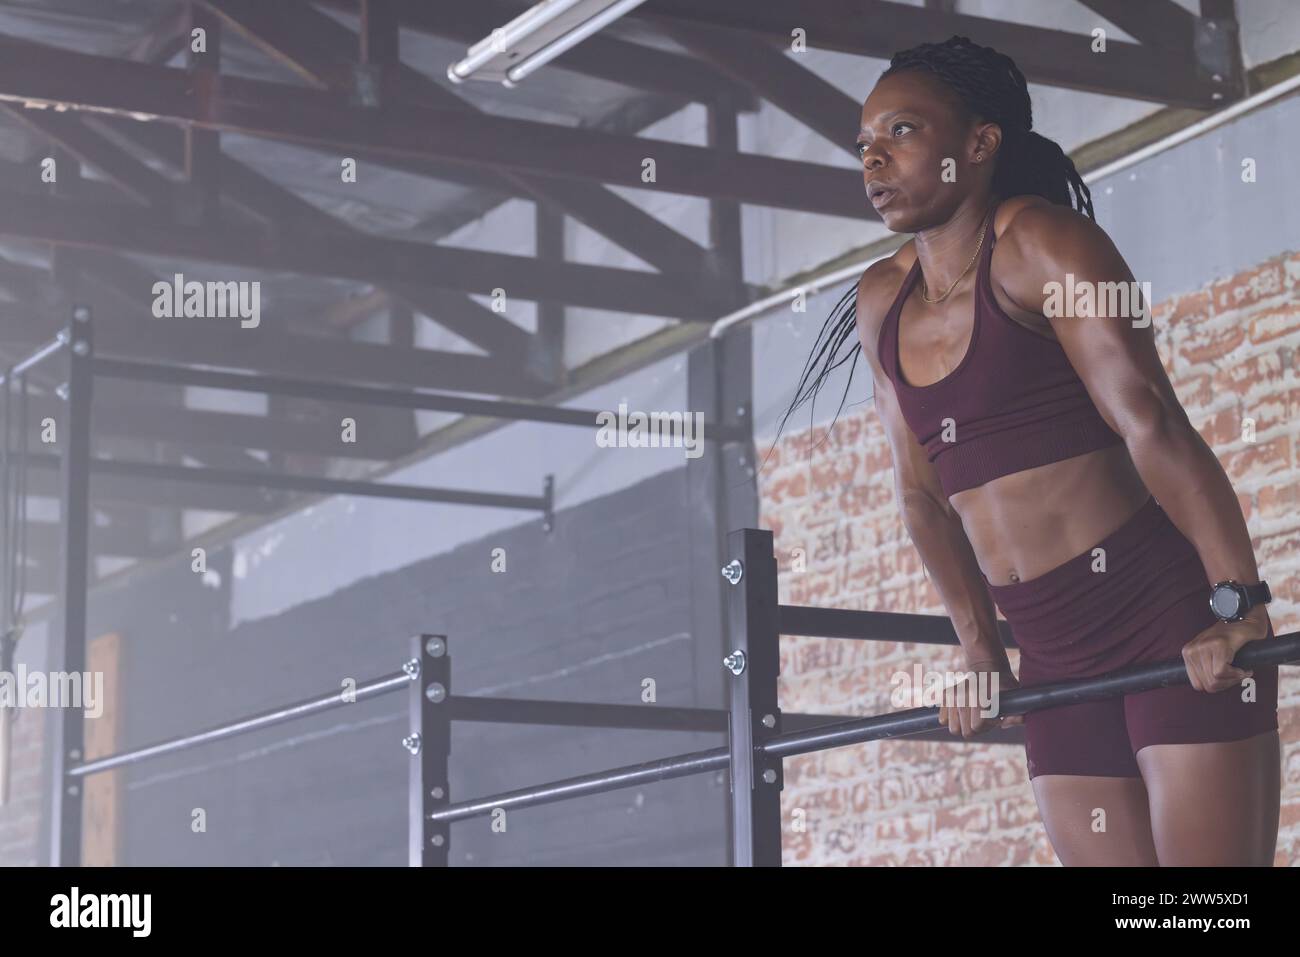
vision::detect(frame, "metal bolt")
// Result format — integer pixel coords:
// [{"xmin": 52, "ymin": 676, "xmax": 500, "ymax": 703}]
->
[
  {"xmin": 69, "ymin": 749, "xmax": 81, "ymax": 760},
  {"xmin": 72, "ymin": 305, "xmax": 90, "ymax": 323},
  {"xmin": 761, "ymin": 713, "xmax": 776, "ymax": 729},
  {"xmin": 723, "ymin": 650, "xmax": 746, "ymax": 676},
  {"xmin": 736, "ymin": 405, "xmax": 747, "ymax": 418},
  {"xmin": 721, "ymin": 559, "xmax": 744, "ymax": 585},
  {"xmin": 1207, "ymin": 20, "xmax": 1217, "ymax": 30},
  {"xmin": 430, "ymin": 786, "xmax": 445, "ymax": 799},
  {"xmin": 67, "ymin": 784, "xmax": 79, "ymax": 796},
  {"xmin": 402, "ymin": 733, "xmax": 422, "ymax": 755},
  {"xmin": 424, "ymin": 636, "xmax": 446, "ymax": 658},
  {"xmin": 72, "ymin": 340, "xmax": 89, "ymax": 356},
  {"xmin": 55, "ymin": 383, "xmax": 69, "ymax": 401},
  {"xmin": 401, "ymin": 657, "xmax": 420, "ymax": 679},
  {"xmin": 431, "ymin": 834, "xmax": 445, "ymax": 847},
  {"xmin": 425, "ymin": 682, "xmax": 446, "ymax": 704},
  {"xmin": 55, "ymin": 329, "xmax": 70, "ymax": 345},
  {"xmin": 762, "ymin": 769, "xmax": 777, "ymax": 784},
  {"xmin": 1212, "ymin": 73, "xmax": 1223, "ymax": 82}
]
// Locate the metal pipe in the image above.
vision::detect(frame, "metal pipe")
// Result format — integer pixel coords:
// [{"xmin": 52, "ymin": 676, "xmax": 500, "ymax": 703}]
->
[
  {"xmin": 27, "ymin": 454, "xmax": 549, "ymax": 512},
  {"xmin": 446, "ymin": 695, "xmax": 851, "ymax": 734},
  {"xmin": 448, "ymin": 0, "xmax": 586, "ymax": 82},
  {"xmin": 779, "ymin": 604, "xmax": 1017, "ymax": 647},
  {"xmin": 426, "ymin": 745, "xmax": 730, "ymax": 824},
  {"xmin": 427, "ymin": 633, "xmax": 1300, "ymax": 824},
  {"xmin": 0, "ymin": 332, "xmax": 67, "ymax": 386},
  {"xmin": 89, "ymin": 459, "xmax": 548, "ymax": 510},
  {"xmin": 763, "ymin": 633, "xmax": 1300, "ymax": 759},
  {"xmin": 69, "ymin": 668, "xmax": 415, "ymax": 778},
  {"xmin": 504, "ymin": 0, "xmax": 651, "ymax": 86},
  {"xmin": 448, "ymin": 695, "xmax": 728, "ymax": 732},
  {"xmin": 90, "ymin": 358, "xmax": 746, "ymax": 443}
]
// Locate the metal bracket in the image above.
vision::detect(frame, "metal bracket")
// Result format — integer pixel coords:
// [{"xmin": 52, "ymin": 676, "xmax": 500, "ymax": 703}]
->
[
  {"xmin": 351, "ymin": 63, "xmax": 384, "ymax": 108},
  {"xmin": 541, "ymin": 473, "xmax": 555, "ymax": 534},
  {"xmin": 1193, "ymin": 17, "xmax": 1241, "ymax": 100}
]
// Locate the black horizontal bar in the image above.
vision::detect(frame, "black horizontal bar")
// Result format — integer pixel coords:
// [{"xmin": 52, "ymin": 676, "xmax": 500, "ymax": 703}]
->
[
  {"xmin": 69, "ymin": 668, "xmax": 415, "ymax": 778},
  {"xmin": 763, "ymin": 633, "xmax": 1300, "ymax": 759},
  {"xmin": 91, "ymin": 358, "xmax": 747, "ymax": 443},
  {"xmin": 447, "ymin": 695, "xmax": 857, "ymax": 734},
  {"xmin": 779, "ymin": 604, "xmax": 1017, "ymax": 647},
  {"xmin": 427, "ymin": 633, "xmax": 1299, "ymax": 823},
  {"xmin": 29, "ymin": 453, "xmax": 547, "ymax": 511},
  {"xmin": 448, "ymin": 696, "xmax": 727, "ymax": 732}
]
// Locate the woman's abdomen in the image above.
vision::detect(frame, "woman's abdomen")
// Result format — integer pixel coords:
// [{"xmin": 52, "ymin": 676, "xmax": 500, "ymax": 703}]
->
[{"xmin": 950, "ymin": 443, "xmax": 1151, "ymax": 586}]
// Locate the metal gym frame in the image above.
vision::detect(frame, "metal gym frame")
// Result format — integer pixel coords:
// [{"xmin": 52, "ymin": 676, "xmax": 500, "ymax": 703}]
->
[{"xmin": 22, "ymin": 303, "xmax": 745, "ymax": 866}]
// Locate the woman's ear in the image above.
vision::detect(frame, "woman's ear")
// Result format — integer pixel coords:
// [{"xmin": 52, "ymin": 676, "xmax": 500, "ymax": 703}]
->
[{"xmin": 972, "ymin": 123, "xmax": 1002, "ymax": 163}]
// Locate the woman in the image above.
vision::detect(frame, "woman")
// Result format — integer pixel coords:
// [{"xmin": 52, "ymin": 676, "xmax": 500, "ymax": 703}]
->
[{"xmin": 779, "ymin": 36, "xmax": 1280, "ymax": 866}]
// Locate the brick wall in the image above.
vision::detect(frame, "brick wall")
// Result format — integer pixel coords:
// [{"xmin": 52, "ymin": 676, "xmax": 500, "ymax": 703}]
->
[
  {"xmin": 0, "ymin": 701, "xmax": 44, "ymax": 866},
  {"xmin": 760, "ymin": 249, "xmax": 1300, "ymax": 866}
]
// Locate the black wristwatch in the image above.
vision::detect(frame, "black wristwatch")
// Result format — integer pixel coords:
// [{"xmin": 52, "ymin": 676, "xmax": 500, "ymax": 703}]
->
[{"xmin": 1208, "ymin": 580, "xmax": 1272, "ymax": 622}]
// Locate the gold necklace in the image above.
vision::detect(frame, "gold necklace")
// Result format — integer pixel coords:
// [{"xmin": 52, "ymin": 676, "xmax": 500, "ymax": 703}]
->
[{"xmin": 919, "ymin": 207, "xmax": 993, "ymax": 304}]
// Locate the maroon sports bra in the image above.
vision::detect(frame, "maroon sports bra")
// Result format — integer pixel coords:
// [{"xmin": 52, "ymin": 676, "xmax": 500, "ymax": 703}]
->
[{"xmin": 875, "ymin": 204, "xmax": 1124, "ymax": 498}]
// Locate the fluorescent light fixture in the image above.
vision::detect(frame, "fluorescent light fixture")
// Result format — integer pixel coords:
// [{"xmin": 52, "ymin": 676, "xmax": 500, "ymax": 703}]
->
[{"xmin": 447, "ymin": 0, "xmax": 649, "ymax": 87}]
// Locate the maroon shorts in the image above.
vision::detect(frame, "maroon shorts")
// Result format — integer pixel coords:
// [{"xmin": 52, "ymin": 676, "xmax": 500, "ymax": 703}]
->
[{"xmin": 983, "ymin": 495, "xmax": 1279, "ymax": 779}]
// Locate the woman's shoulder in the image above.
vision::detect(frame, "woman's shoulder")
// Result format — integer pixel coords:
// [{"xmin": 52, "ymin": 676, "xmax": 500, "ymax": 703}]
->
[
  {"xmin": 993, "ymin": 194, "xmax": 1103, "ymax": 254},
  {"xmin": 855, "ymin": 242, "xmax": 916, "ymax": 328}
]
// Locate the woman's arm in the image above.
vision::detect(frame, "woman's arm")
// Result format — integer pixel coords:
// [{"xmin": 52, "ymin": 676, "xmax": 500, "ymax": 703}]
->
[
  {"xmin": 995, "ymin": 202, "xmax": 1269, "ymax": 639},
  {"xmin": 855, "ymin": 263, "xmax": 1010, "ymax": 672}
]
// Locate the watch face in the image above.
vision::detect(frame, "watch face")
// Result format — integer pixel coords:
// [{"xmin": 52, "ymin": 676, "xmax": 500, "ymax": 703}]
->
[{"xmin": 1211, "ymin": 586, "xmax": 1242, "ymax": 618}]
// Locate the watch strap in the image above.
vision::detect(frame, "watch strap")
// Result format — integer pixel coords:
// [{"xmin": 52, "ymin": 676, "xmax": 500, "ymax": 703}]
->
[{"xmin": 1241, "ymin": 580, "xmax": 1271, "ymax": 607}]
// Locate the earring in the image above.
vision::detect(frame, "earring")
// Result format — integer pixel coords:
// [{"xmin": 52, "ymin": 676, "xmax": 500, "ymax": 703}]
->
[{"xmin": 975, "ymin": 152, "xmax": 983, "ymax": 161}]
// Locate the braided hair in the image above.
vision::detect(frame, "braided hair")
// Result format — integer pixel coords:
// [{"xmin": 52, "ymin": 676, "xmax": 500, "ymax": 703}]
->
[{"xmin": 771, "ymin": 35, "xmax": 1095, "ymax": 458}]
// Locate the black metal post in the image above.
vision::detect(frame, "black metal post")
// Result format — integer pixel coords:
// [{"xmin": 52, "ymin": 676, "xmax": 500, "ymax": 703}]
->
[
  {"xmin": 723, "ymin": 527, "xmax": 782, "ymax": 867},
  {"xmin": 409, "ymin": 634, "xmax": 450, "ymax": 867},
  {"xmin": 47, "ymin": 304, "xmax": 92, "ymax": 867}
]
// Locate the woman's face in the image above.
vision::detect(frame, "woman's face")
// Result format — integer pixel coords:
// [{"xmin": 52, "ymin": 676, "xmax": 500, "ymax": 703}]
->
[{"xmin": 856, "ymin": 71, "xmax": 986, "ymax": 232}]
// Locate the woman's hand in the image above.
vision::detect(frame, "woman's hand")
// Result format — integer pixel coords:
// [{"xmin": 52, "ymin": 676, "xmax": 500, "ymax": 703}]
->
[
  {"xmin": 938, "ymin": 658, "xmax": 1024, "ymax": 738},
  {"xmin": 1182, "ymin": 610, "xmax": 1271, "ymax": 693}
]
